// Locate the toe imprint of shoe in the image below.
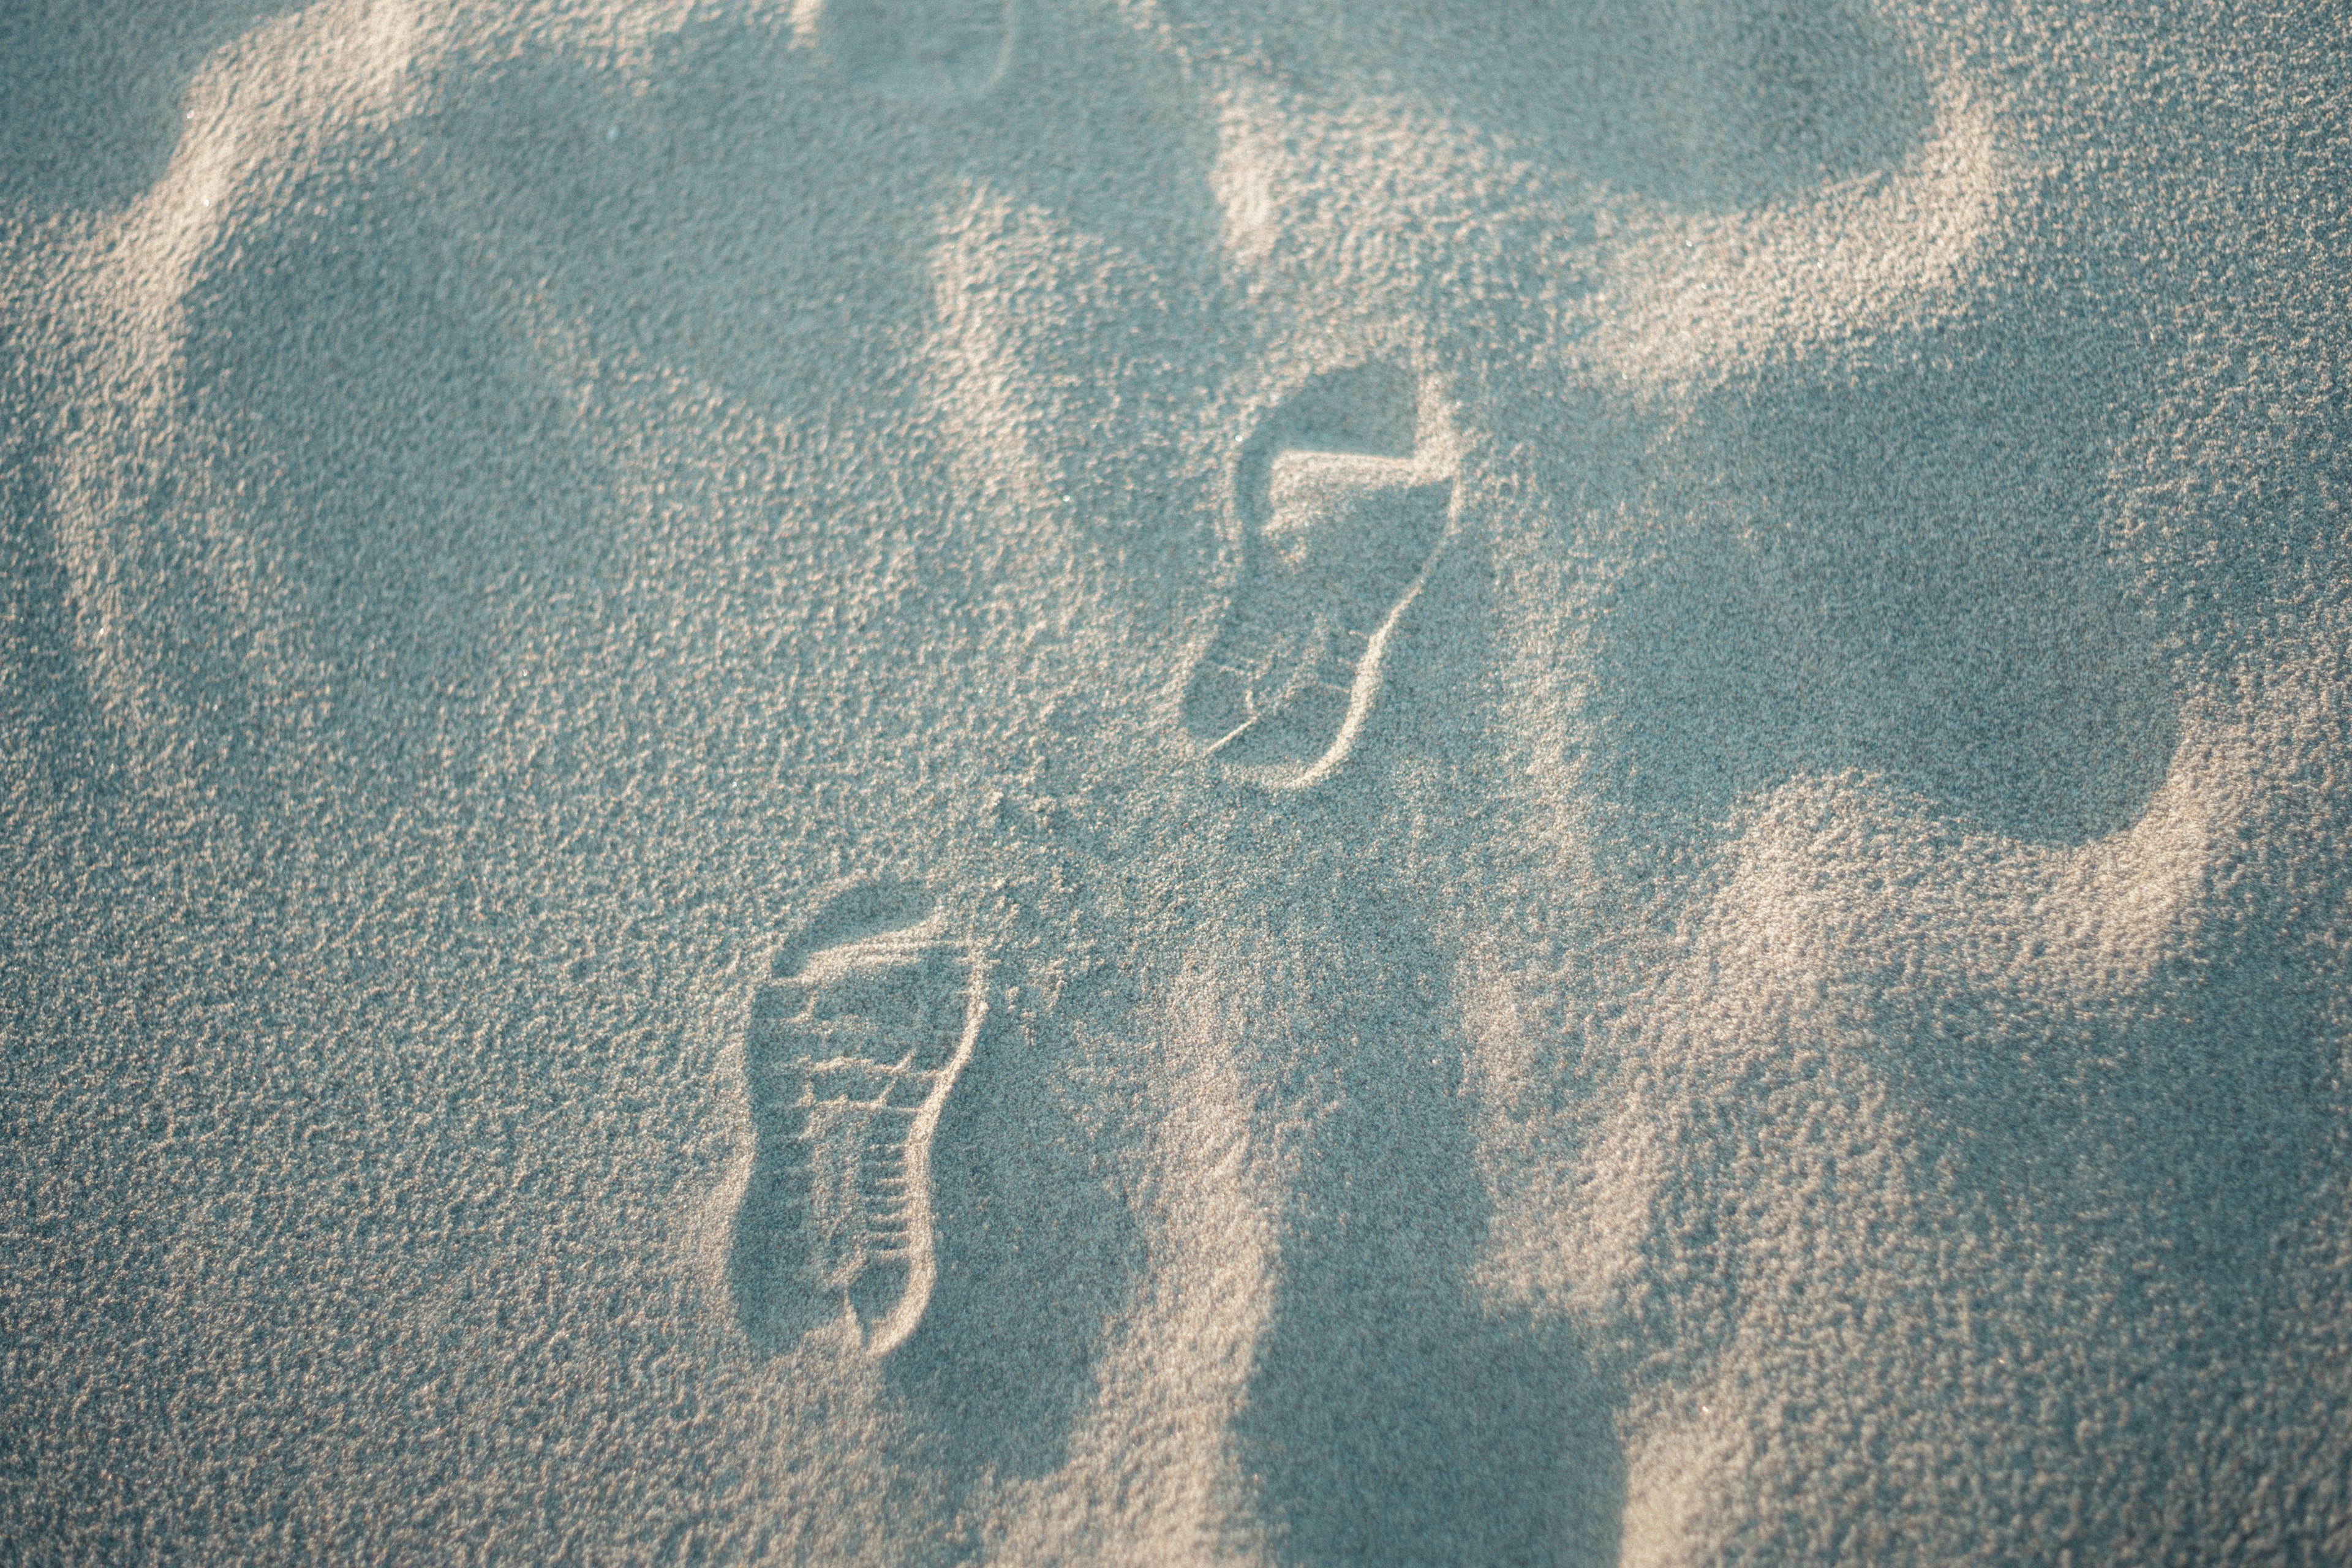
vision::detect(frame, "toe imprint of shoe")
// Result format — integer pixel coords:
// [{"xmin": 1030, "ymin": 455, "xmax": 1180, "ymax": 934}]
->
[
  {"xmin": 737, "ymin": 915, "xmax": 985, "ymax": 1357},
  {"xmin": 1184, "ymin": 365, "xmax": 1457, "ymax": 790}
]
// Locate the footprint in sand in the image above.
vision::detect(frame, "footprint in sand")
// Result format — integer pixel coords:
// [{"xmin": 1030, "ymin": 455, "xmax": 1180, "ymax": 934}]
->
[
  {"xmin": 732, "ymin": 902, "xmax": 986, "ymax": 1357},
  {"xmin": 1183, "ymin": 363, "xmax": 1456, "ymax": 790},
  {"xmin": 807, "ymin": 0, "xmax": 1014, "ymax": 100}
]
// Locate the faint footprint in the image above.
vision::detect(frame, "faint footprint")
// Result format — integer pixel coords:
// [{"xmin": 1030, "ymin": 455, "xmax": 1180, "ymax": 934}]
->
[
  {"xmin": 732, "ymin": 887, "xmax": 987, "ymax": 1357},
  {"xmin": 803, "ymin": 0, "xmax": 1014, "ymax": 100},
  {"xmin": 1183, "ymin": 363, "xmax": 1456, "ymax": 789}
]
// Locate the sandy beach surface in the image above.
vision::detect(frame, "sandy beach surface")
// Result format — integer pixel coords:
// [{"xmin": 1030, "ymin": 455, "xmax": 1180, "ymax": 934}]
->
[{"xmin": 4, "ymin": 1, "xmax": 2349, "ymax": 1562}]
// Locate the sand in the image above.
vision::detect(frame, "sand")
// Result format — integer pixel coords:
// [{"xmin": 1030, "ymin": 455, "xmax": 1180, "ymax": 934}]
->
[{"xmin": 2, "ymin": 1, "xmax": 2348, "ymax": 1562}]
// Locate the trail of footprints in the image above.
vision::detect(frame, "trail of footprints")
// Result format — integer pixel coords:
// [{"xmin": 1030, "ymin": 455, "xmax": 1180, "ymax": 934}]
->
[
  {"xmin": 735, "ymin": 908, "xmax": 984, "ymax": 1357},
  {"xmin": 1184, "ymin": 362, "xmax": 1457, "ymax": 790},
  {"xmin": 731, "ymin": 372, "xmax": 1447, "ymax": 1353}
]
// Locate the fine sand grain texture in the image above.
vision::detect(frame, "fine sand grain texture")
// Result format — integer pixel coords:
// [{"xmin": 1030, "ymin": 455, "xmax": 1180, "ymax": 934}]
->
[{"xmin": 4, "ymin": 2, "xmax": 2349, "ymax": 1564}]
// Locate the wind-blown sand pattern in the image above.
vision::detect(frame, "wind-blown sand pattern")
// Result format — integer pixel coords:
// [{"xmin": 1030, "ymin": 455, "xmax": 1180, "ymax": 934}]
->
[{"xmin": 5, "ymin": 1, "xmax": 2350, "ymax": 1563}]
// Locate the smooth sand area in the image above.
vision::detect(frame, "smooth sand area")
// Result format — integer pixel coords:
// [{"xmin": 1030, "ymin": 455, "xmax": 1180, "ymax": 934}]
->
[{"xmin": 4, "ymin": 2, "xmax": 2348, "ymax": 1562}]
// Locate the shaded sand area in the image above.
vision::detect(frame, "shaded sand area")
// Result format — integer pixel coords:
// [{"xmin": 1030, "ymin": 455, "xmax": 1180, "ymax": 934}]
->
[{"xmin": 4, "ymin": 1, "xmax": 2350, "ymax": 1562}]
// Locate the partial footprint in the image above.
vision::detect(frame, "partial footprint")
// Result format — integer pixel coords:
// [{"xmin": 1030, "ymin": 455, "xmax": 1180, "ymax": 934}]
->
[
  {"xmin": 732, "ymin": 894, "xmax": 986, "ymax": 1357},
  {"xmin": 805, "ymin": 0, "xmax": 1014, "ymax": 100},
  {"xmin": 1183, "ymin": 363, "xmax": 1456, "ymax": 789}
]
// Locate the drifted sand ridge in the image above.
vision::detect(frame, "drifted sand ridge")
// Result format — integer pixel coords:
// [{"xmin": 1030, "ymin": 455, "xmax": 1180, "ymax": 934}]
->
[{"xmin": 2, "ymin": 2, "xmax": 2347, "ymax": 1563}]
